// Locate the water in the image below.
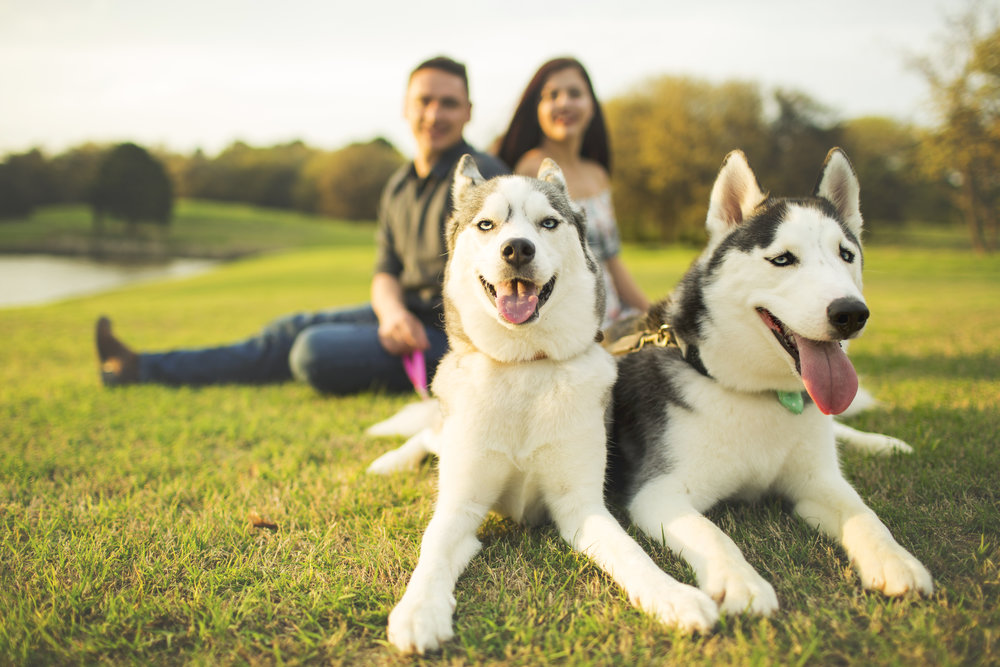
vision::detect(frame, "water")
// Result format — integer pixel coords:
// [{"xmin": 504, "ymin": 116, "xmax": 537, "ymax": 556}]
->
[{"xmin": 0, "ymin": 255, "xmax": 218, "ymax": 308}]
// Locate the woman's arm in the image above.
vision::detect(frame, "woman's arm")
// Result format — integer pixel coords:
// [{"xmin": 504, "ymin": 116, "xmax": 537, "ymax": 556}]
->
[{"xmin": 604, "ymin": 255, "xmax": 650, "ymax": 313}]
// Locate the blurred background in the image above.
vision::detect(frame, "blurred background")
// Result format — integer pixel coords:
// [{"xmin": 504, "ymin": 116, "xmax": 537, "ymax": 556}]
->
[{"xmin": 1, "ymin": 0, "xmax": 997, "ymax": 267}]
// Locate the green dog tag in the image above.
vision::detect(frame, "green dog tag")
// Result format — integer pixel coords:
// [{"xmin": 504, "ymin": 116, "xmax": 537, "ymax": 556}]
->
[{"xmin": 776, "ymin": 390, "xmax": 804, "ymax": 415}]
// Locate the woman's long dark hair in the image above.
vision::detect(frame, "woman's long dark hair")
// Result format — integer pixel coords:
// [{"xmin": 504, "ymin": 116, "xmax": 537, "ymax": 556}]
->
[{"xmin": 496, "ymin": 57, "xmax": 611, "ymax": 175}]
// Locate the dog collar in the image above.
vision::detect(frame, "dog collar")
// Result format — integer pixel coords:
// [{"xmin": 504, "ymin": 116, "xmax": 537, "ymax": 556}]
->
[
  {"xmin": 610, "ymin": 324, "xmax": 713, "ymax": 378},
  {"xmin": 611, "ymin": 324, "xmax": 810, "ymax": 414},
  {"xmin": 609, "ymin": 324, "xmax": 677, "ymax": 355},
  {"xmin": 776, "ymin": 390, "xmax": 805, "ymax": 414}
]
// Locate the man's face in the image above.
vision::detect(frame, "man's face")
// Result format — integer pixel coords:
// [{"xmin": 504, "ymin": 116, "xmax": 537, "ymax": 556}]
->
[{"xmin": 404, "ymin": 68, "xmax": 472, "ymax": 162}]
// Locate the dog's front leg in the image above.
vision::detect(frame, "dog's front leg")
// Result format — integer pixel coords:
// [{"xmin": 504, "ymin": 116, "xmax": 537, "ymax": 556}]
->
[
  {"xmin": 387, "ymin": 451, "xmax": 508, "ymax": 654},
  {"xmin": 628, "ymin": 476, "xmax": 780, "ymax": 617},
  {"xmin": 789, "ymin": 473, "xmax": 933, "ymax": 596},
  {"xmin": 543, "ymin": 466, "xmax": 718, "ymax": 633}
]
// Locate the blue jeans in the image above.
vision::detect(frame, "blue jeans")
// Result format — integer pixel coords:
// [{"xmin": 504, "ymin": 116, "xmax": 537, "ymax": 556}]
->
[{"xmin": 137, "ymin": 304, "xmax": 449, "ymax": 394}]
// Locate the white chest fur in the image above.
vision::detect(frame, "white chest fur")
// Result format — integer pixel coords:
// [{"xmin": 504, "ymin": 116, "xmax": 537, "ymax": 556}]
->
[
  {"xmin": 669, "ymin": 371, "xmax": 838, "ymax": 504},
  {"xmin": 432, "ymin": 344, "xmax": 616, "ymax": 522}
]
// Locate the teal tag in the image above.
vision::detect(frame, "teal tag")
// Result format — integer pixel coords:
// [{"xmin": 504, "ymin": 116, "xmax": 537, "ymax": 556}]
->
[{"xmin": 776, "ymin": 390, "xmax": 804, "ymax": 414}]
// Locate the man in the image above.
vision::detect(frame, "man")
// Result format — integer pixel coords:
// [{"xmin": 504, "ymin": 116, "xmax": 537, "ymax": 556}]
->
[{"xmin": 96, "ymin": 56, "xmax": 508, "ymax": 394}]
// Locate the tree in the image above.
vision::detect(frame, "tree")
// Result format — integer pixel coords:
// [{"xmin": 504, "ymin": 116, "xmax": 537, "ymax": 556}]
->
[
  {"xmin": 0, "ymin": 150, "xmax": 50, "ymax": 219},
  {"xmin": 181, "ymin": 141, "xmax": 315, "ymax": 208},
  {"xmin": 605, "ymin": 76, "xmax": 769, "ymax": 243},
  {"xmin": 914, "ymin": 2, "xmax": 1000, "ymax": 252},
  {"xmin": 839, "ymin": 116, "xmax": 952, "ymax": 226},
  {"xmin": 761, "ymin": 89, "xmax": 843, "ymax": 197},
  {"xmin": 91, "ymin": 142, "xmax": 173, "ymax": 232},
  {"xmin": 47, "ymin": 143, "xmax": 106, "ymax": 204},
  {"xmin": 0, "ymin": 163, "xmax": 33, "ymax": 220},
  {"xmin": 295, "ymin": 138, "xmax": 404, "ymax": 221}
]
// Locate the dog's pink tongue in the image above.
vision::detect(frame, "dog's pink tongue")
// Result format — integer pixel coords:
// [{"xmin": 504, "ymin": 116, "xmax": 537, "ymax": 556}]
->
[
  {"xmin": 795, "ymin": 335, "xmax": 859, "ymax": 415},
  {"xmin": 496, "ymin": 280, "xmax": 538, "ymax": 324}
]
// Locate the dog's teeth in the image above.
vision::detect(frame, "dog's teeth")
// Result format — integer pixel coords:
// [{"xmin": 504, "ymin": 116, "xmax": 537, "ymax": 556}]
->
[{"xmin": 479, "ymin": 276, "xmax": 497, "ymax": 298}]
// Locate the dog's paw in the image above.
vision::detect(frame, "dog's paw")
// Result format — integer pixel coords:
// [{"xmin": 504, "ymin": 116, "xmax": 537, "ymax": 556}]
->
[
  {"xmin": 703, "ymin": 561, "xmax": 780, "ymax": 617},
  {"xmin": 854, "ymin": 543, "xmax": 933, "ymax": 597},
  {"xmin": 632, "ymin": 580, "xmax": 719, "ymax": 634},
  {"xmin": 386, "ymin": 591, "xmax": 456, "ymax": 655}
]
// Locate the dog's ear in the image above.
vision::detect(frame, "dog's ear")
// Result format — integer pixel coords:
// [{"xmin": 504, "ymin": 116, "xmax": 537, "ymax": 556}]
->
[
  {"xmin": 538, "ymin": 158, "xmax": 585, "ymax": 216},
  {"xmin": 706, "ymin": 150, "xmax": 767, "ymax": 237},
  {"xmin": 538, "ymin": 158, "xmax": 568, "ymax": 191},
  {"xmin": 815, "ymin": 148, "xmax": 863, "ymax": 238},
  {"xmin": 452, "ymin": 154, "xmax": 485, "ymax": 202}
]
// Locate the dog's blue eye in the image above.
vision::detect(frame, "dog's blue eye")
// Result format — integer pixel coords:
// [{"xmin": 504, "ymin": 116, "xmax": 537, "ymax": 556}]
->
[
  {"xmin": 540, "ymin": 218, "xmax": 559, "ymax": 230},
  {"xmin": 477, "ymin": 220, "xmax": 494, "ymax": 231},
  {"xmin": 769, "ymin": 252, "xmax": 797, "ymax": 267},
  {"xmin": 840, "ymin": 247, "xmax": 855, "ymax": 263}
]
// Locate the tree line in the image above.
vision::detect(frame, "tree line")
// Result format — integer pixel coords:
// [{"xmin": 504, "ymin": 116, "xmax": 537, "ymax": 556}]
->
[
  {"xmin": 0, "ymin": 137, "xmax": 405, "ymax": 226},
  {"xmin": 605, "ymin": 81, "xmax": 954, "ymax": 243},
  {"xmin": 0, "ymin": 94, "xmax": 951, "ymax": 242},
  {"xmin": 1, "ymin": 8, "xmax": 996, "ymax": 250}
]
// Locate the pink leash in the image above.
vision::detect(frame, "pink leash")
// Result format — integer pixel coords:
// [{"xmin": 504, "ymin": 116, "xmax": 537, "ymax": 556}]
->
[{"xmin": 401, "ymin": 350, "xmax": 429, "ymax": 399}]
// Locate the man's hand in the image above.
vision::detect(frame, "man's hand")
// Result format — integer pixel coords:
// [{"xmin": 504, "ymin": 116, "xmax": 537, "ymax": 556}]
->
[
  {"xmin": 371, "ymin": 272, "xmax": 431, "ymax": 356},
  {"xmin": 377, "ymin": 308, "xmax": 430, "ymax": 356}
]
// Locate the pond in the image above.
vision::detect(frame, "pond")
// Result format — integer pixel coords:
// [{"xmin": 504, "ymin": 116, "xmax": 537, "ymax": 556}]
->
[{"xmin": 0, "ymin": 255, "xmax": 218, "ymax": 308}]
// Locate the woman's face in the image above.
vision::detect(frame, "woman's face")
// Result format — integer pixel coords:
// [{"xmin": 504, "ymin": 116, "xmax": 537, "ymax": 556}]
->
[{"xmin": 537, "ymin": 67, "xmax": 595, "ymax": 144}]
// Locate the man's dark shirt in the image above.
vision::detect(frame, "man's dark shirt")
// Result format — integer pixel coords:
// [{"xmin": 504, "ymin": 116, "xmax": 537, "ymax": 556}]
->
[{"xmin": 374, "ymin": 139, "xmax": 508, "ymax": 322}]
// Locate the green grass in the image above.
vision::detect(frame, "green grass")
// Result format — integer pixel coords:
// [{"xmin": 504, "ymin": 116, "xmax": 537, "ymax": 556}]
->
[
  {"xmin": 1, "ymin": 217, "xmax": 998, "ymax": 665},
  {"xmin": 0, "ymin": 200, "xmax": 375, "ymax": 258}
]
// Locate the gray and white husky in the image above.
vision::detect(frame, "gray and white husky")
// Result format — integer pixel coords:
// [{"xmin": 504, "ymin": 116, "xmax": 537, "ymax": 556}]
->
[
  {"xmin": 373, "ymin": 155, "xmax": 717, "ymax": 654},
  {"xmin": 609, "ymin": 148, "xmax": 933, "ymax": 617}
]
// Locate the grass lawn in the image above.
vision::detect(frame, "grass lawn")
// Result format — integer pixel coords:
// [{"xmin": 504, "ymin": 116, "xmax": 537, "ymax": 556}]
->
[
  {"xmin": 0, "ymin": 200, "xmax": 375, "ymax": 258},
  {"xmin": 1, "ymin": 215, "xmax": 998, "ymax": 665}
]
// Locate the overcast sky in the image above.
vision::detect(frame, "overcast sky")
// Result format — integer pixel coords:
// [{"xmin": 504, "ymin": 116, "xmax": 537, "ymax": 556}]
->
[{"xmin": 0, "ymin": 0, "xmax": 959, "ymax": 159}]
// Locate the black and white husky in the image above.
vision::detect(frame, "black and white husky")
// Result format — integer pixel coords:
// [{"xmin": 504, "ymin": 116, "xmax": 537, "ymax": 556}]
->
[
  {"xmin": 609, "ymin": 149, "xmax": 933, "ymax": 617},
  {"xmin": 372, "ymin": 156, "xmax": 717, "ymax": 654}
]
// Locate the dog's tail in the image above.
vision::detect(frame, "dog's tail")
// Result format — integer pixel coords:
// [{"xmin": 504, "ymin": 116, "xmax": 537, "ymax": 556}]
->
[
  {"xmin": 834, "ymin": 422, "xmax": 913, "ymax": 455},
  {"xmin": 366, "ymin": 399, "xmax": 441, "ymax": 437}
]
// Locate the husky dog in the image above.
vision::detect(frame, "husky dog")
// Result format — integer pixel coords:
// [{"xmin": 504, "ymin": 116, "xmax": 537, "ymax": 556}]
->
[
  {"xmin": 374, "ymin": 155, "xmax": 717, "ymax": 654},
  {"xmin": 609, "ymin": 149, "xmax": 933, "ymax": 617}
]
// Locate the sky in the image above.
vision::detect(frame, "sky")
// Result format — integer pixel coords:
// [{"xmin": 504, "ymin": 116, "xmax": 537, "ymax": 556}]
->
[{"xmin": 0, "ymin": 0, "xmax": 960, "ymax": 160}]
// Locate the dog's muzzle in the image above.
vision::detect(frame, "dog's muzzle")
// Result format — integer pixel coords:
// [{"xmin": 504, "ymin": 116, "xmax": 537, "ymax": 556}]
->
[
  {"xmin": 756, "ymin": 305, "xmax": 862, "ymax": 416},
  {"xmin": 480, "ymin": 275, "xmax": 556, "ymax": 325}
]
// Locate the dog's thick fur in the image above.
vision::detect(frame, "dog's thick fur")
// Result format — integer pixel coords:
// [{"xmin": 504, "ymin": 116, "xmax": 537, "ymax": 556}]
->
[
  {"xmin": 609, "ymin": 149, "xmax": 933, "ymax": 616},
  {"xmin": 374, "ymin": 156, "xmax": 717, "ymax": 654}
]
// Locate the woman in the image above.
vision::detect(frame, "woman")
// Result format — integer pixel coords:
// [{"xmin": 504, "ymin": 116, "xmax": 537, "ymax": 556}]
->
[{"xmin": 496, "ymin": 57, "xmax": 649, "ymax": 328}]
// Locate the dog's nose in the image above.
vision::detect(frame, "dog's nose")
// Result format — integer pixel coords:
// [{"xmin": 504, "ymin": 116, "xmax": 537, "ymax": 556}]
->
[
  {"xmin": 827, "ymin": 297, "xmax": 869, "ymax": 337},
  {"xmin": 501, "ymin": 238, "xmax": 535, "ymax": 267}
]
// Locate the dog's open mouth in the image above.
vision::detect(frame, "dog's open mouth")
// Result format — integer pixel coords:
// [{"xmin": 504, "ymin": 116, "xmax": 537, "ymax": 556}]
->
[
  {"xmin": 756, "ymin": 308, "xmax": 859, "ymax": 416},
  {"xmin": 480, "ymin": 276, "xmax": 556, "ymax": 325}
]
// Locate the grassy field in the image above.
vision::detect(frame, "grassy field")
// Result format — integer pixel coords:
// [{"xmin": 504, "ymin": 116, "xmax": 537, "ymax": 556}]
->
[
  {"xmin": 1, "ymin": 213, "xmax": 998, "ymax": 665},
  {"xmin": 0, "ymin": 200, "xmax": 375, "ymax": 258}
]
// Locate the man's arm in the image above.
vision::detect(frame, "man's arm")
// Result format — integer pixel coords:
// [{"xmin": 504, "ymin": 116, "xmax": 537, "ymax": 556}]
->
[{"xmin": 371, "ymin": 272, "xmax": 430, "ymax": 356}]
